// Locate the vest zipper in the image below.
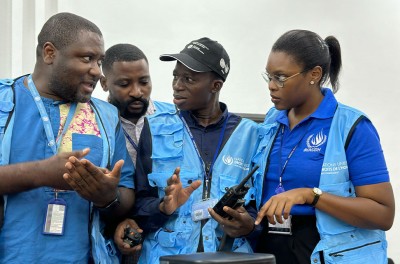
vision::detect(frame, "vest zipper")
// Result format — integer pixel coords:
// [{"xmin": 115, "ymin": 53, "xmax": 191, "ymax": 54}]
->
[{"xmin": 328, "ymin": 240, "xmax": 381, "ymax": 257}]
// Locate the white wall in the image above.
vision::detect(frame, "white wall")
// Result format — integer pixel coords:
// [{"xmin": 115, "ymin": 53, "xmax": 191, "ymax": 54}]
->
[{"xmin": 1, "ymin": 0, "xmax": 399, "ymax": 260}]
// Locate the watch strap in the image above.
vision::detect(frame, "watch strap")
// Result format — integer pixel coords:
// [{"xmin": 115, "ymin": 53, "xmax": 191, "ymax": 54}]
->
[
  {"xmin": 95, "ymin": 189, "xmax": 121, "ymax": 212},
  {"xmin": 311, "ymin": 188, "xmax": 321, "ymax": 207},
  {"xmin": 311, "ymin": 194, "xmax": 320, "ymax": 207}
]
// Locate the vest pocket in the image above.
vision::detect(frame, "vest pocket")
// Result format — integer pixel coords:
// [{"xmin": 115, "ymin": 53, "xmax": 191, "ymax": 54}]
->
[
  {"xmin": 156, "ymin": 229, "xmax": 187, "ymax": 248},
  {"xmin": 0, "ymin": 100, "xmax": 13, "ymax": 156},
  {"xmin": 218, "ymin": 174, "xmax": 240, "ymax": 199},
  {"xmin": 151, "ymin": 123, "xmax": 183, "ymax": 160},
  {"xmin": 319, "ymin": 181, "xmax": 355, "ymax": 198},
  {"xmin": 148, "ymin": 171, "xmax": 200, "ymax": 214},
  {"xmin": 72, "ymin": 134, "xmax": 103, "ymax": 167},
  {"xmin": 150, "ymin": 123, "xmax": 184, "ymax": 172},
  {"xmin": 323, "ymin": 239, "xmax": 386, "ymax": 263},
  {"xmin": 329, "ymin": 240, "xmax": 380, "ymax": 257},
  {"xmin": 0, "ymin": 101, "xmax": 13, "ymax": 128}
]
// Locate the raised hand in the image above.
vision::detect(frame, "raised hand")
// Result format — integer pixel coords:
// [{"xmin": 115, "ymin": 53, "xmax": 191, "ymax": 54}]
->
[
  {"xmin": 37, "ymin": 148, "xmax": 91, "ymax": 190},
  {"xmin": 63, "ymin": 156, "xmax": 123, "ymax": 207},
  {"xmin": 159, "ymin": 167, "xmax": 202, "ymax": 215}
]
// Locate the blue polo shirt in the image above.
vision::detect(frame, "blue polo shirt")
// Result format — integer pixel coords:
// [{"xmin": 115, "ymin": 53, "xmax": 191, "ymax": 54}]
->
[{"xmin": 262, "ymin": 89, "xmax": 389, "ymax": 215}]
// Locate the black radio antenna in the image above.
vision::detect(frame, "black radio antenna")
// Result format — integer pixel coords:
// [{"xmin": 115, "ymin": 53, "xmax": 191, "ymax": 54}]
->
[{"xmin": 234, "ymin": 165, "xmax": 259, "ymax": 191}]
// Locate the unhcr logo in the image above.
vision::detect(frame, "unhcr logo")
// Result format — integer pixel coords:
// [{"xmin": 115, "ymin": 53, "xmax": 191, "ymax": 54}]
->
[
  {"xmin": 222, "ymin": 155, "xmax": 234, "ymax": 165},
  {"xmin": 222, "ymin": 155, "xmax": 250, "ymax": 170},
  {"xmin": 304, "ymin": 129, "xmax": 327, "ymax": 152}
]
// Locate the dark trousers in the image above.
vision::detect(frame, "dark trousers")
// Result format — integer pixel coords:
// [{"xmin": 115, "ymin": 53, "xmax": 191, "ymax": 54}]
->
[{"xmin": 255, "ymin": 215, "xmax": 320, "ymax": 264}]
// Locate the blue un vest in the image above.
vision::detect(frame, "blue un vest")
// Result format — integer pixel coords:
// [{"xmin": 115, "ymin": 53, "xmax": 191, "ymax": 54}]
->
[
  {"xmin": 252, "ymin": 105, "xmax": 387, "ymax": 264},
  {"xmin": 139, "ymin": 110, "xmax": 258, "ymax": 264},
  {"xmin": 153, "ymin": 101, "xmax": 177, "ymax": 114},
  {"xmin": 0, "ymin": 78, "xmax": 121, "ymax": 264}
]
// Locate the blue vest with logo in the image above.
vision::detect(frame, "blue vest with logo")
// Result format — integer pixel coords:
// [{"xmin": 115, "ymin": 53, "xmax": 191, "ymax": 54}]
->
[
  {"xmin": 139, "ymin": 109, "xmax": 258, "ymax": 264},
  {"xmin": 253, "ymin": 104, "xmax": 387, "ymax": 264},
  {"xmin": 0, "ymin": 78, "xmax": 123, "ymax": 264}
]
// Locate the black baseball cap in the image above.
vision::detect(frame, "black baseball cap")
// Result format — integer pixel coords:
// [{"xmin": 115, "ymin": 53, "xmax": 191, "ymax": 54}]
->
[{"xmin": 159, "ymin": 37, "xmax": 230, "ymax": 81}]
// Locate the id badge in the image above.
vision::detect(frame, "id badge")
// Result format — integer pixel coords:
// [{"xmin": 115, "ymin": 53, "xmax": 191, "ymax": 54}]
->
[
  {"xmin": 268, "ymin": 215, "xmax": 292, "ymax": 235},
  {"xmin": 43, "ymin": 198, "xmax": 67, "ymax": 235},
  {"xmin": 191, "ymin": 198, "xmax": 217, "ymax": 222}
]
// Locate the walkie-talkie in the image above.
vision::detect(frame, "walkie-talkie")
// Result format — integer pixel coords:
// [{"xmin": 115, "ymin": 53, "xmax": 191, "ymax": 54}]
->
[
  {"xmin": 213, "ymin": 165, "xmax": 259, "ymax": 218},
  {"xmin": 123, "ymin": 227, "xmax": 143, "ymax": 248}
]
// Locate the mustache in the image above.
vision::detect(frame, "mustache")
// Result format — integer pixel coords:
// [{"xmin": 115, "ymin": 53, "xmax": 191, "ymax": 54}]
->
[
  {"xmin": 126, "ymin": 97, "xmax": 148, "ymax": 105},
  {"xmin": 108, "ymin": 96, "xmax": 149, "ymax": 108}
]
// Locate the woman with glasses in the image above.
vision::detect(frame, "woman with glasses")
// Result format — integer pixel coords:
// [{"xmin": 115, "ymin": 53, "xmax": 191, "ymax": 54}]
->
[{"xmin": 252, "ymin": 29, "xmax": 394, "ymax": 263}]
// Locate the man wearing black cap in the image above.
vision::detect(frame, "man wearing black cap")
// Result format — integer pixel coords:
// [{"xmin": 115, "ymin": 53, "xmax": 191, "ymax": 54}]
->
[{"xmin": 117, "ymin": 37, "xmax": 259, "ymax": 263}]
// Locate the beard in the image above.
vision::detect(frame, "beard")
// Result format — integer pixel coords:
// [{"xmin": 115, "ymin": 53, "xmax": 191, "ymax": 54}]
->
[
  {"xmin": 47, "ymin": 74, "xmax": 94, "ymax": 103},
  {"xmin": 108, "ymin": 96, "xmax": 150, "ymax": 121}
]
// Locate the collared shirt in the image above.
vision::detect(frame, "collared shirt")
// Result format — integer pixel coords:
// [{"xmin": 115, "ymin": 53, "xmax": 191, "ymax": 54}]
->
[
  {"xmin": 262, "ymin": 88, "xmax": 389, "ymax": 215},
  {"xmin": 121, "ymin": 99, "xmax": 155, "ymax": 166},
  {"xmin": 180, "ymin": 102, "xmax": 241, "ymax": 168}
]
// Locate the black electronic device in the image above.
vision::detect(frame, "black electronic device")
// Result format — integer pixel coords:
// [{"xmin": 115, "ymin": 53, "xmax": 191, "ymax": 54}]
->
[
  {"xmin": 160, "ymin": 252, "xmax": 276, "ymax": 264},
  {"xmin": 213, "ymin": 165, "xmax": 259, "ymax": 218},
  {"xmin": 123, "ymin": 227, "xmax": 143, "ymax": 248}
]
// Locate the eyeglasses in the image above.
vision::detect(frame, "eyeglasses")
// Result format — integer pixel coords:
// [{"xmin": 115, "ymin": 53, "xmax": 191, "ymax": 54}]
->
[{"xmin": 261, "ymin": 71, "xmax": 304, "ymax": 88}]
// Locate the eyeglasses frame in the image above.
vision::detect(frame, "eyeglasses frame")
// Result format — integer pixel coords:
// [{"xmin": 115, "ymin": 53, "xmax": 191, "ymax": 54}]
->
[{"xmin": 261, "ymin": 70, "xmax": 307, "ymax": 88}]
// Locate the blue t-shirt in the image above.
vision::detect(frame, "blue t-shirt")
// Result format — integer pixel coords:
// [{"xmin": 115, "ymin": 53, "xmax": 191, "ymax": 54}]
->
[
  {"xmin": 0, "ymin": 77, "xmax": 134, "ymax": 263},
  {"xmin": 262, "ymin": 89, "xmax": 389, "ymax": 215}
]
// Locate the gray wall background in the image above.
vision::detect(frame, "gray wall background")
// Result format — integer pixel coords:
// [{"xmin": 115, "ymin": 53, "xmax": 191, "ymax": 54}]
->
[{"xmin": 1, "ymin": 0, "xmax": 399, "ymax": 260}]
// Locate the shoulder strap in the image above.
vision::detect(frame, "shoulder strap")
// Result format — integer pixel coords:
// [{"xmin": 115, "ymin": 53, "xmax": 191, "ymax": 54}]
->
[
  {"xmin": 2, "ymin": 75, "xmax": 29, "ymax": 132},
  {"xmin": 4, "ymin": 85, "xmax": 15, "ymax": 132},
  {"xmin": 344, "ymin": 115, "xmax": 365, "ymax": 150}
]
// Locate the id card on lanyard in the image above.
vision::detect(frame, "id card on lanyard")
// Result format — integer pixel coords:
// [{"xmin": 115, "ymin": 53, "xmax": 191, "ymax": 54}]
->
[
  {"xmin": 179, "ymin": 112, "xmax": 229, "ymax": 221},
  {"xmin": 27, "ymin": 75, "xmax": 76, "ymax": 236},
  {"xmin": 268, "ymin": 123, "xmax": 312, "ymax": 235},
  {"xmin": 43, "ymin": 191, "xmax": 67, "ymax": 235}
]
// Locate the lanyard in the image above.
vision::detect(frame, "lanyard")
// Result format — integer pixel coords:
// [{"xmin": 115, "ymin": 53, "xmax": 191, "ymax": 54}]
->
[
  {"xmin": 179, "ymin": 112, "xmax": 229, "ymax": 199},
  {"xmin": 27, "ymin": 75, "xmax": 77, "ymax": 155},
  {"xmin": 122, "ymin": 128, "xmax": 138, "ymax": 151},
  {"xmin": 276, "ymin": 121, "xmax": 312, "ymax": 194}
]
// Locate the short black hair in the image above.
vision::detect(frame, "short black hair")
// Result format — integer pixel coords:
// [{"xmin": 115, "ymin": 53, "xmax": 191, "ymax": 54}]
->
[
  {"xmin": 102, "ymin": 44, "xmax": 148, "ymax": 75},
  {"xmin": 36, "ymin": 12, "xmax": 102, "ymax": 56}
]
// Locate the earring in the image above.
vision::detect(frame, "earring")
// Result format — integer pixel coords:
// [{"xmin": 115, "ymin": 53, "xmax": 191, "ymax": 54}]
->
[{"xmin": 310, "ymin": 81, "xmax": 315, "ymax": 85}]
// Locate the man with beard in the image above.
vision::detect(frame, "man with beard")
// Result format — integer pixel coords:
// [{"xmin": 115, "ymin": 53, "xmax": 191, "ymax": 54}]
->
[
  {"xmin": 100, "ymin": 43, "xmax": 174, "ymax": 263},
  {"xmin": 101, "ymin": 43, "xmax": 174, "ymax": 167},
  {"xmin": 0, "ymin": 13, "xmax": 134, "ymax": 263}
]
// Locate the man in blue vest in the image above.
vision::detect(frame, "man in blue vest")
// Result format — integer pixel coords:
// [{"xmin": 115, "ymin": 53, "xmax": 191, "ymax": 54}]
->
[
  {"xmin": 100, "ymin": 43, "xmax": 175, "ymax": 263},
  {"xmin": 0, "ymin": 12, "xmax": 134, "ymax": 263},
  {"xmin": 114, "ymin": 37, "xmax": 260, "ymax": 263},
  {"xmin": 100, "ymin": 43, "xmax": 175, "ymax": 168}
]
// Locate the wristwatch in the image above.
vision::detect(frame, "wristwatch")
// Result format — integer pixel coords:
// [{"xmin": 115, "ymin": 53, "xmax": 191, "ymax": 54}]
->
[{"xmin": 311, "ymin": 187, "xmax": 323, "ymax": 206}]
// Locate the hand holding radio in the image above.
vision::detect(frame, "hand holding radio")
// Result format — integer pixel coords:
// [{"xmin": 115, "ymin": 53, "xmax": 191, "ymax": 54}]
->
[
  {"xmin": 212, "ymin": 165, "xmax": 259, "ymax": 218},
  {"xmin": 123, "ymin": 227, "xmax": 143, "ymax": 248}
]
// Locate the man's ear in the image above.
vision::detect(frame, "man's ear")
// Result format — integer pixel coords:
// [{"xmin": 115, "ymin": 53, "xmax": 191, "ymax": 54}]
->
[
  {"xmin": 100, "ymin": 76, "xmax": 108, "ymax": 92},
  {"xmin": 42, "ymin": 42, "xmax": 57, "ymax": 64},
  {"xmin": 211, "ymin": 80, "xmax": 223, "ymax": 93}
]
